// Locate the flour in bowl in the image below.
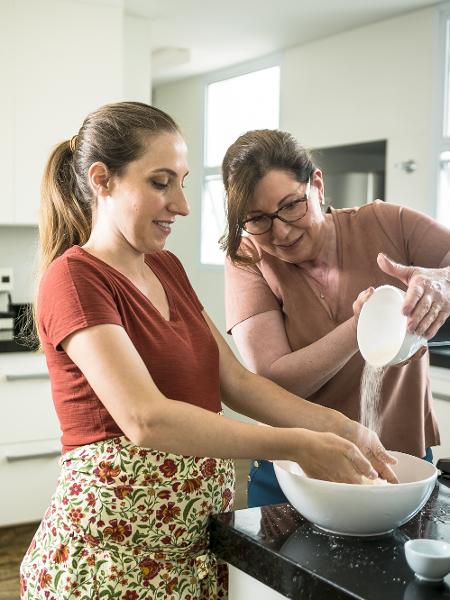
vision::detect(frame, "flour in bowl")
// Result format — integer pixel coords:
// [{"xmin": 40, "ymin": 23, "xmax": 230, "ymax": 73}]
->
[{"xmin": 360, "ymin": 475, "xmax": 391, "ymax": 485}]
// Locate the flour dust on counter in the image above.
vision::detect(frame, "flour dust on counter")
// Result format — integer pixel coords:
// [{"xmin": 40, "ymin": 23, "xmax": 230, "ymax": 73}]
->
[{"xmin": 359, "ymin": 363, "xmax": 387, "ymax": 435}]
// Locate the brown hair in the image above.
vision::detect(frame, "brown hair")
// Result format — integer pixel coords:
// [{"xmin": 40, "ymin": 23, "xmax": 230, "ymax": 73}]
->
[
  {"xmin": 40, "ymin": 101, "xmax": 179, "ymax": 274},
  {"xmin": 28, "ymin": 101, "xmax": 179, "ymax": 347},
  {"xmin": 220, "ymin": 129, "xmax": 316, "ymax": 264}
]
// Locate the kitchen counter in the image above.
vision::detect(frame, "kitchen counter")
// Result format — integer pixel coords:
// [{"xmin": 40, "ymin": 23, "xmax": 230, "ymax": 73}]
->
[
  {"xmin": 429, "ymin": 324, "xmax": 450, "ymax": 369},
  {"xmin": 430, "ymin": 346, "xmax": 450, "ymax": 370},
  {"xmin": 210, "ymin": 477, "xmax": 450, "ymax": 600}
]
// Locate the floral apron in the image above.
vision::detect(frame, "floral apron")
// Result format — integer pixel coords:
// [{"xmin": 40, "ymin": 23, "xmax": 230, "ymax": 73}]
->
[{"xmin": 20, "ymin": 435, "xmax": 235, "ymax": 600}]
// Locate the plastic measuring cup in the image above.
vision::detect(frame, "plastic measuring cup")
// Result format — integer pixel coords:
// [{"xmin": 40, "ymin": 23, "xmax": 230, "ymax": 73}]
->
[{"xmin": 357, "ymin": 285, "xmax": 427, "ymax": 367}]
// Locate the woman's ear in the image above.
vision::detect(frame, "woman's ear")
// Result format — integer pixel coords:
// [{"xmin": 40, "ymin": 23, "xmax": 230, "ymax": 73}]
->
[
  {"xmin": 88, "ymin": 162, "xmax": 110, "ymax": 199},
  {"xmin": 311, "ymin": 168, "xmax": 325, "ymax": 205}
]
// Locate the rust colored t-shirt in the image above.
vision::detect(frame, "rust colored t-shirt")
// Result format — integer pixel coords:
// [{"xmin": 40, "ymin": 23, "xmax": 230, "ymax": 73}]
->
[
  {"xmin": 225, "ymin": 201, "xmax": 450, "ymax": 457},
  {"xmin": 38, "ymin": 246, "xmax": 221, "ymax": 453}
]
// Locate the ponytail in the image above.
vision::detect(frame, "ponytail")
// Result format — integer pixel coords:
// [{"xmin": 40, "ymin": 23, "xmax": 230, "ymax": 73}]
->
[
  {"xmin": 39, "ymin": 140, "xmax": 91, "ymax": 277},
  {"xmin": 24, "ymin": 140, "xmax": 92, "ymax": 349},
  {"xmin": 25, "ymin": 101, "xmax": 179, "ymax": 347}
]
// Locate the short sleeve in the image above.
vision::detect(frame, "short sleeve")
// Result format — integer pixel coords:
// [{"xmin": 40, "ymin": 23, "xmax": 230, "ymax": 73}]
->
[
  {"xmin": 372, "ymin": 201, "xmax": 450, "ymax": 267},
  {"xmin": 38, "ymin": 254, "xmax": 123, "ymax": 351},
  {"xmin": 224, "ymin": 254, "xmax": 280, "ymax": 334},
  {"xmin": 163, "ymin": 251, "xmax": 204, "ymax": 313}
]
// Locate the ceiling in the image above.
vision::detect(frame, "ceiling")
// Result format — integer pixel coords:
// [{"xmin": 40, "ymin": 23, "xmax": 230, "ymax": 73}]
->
[{"xmin": 125, "ymin": 0, "xmax": 440, "ymax": 86}]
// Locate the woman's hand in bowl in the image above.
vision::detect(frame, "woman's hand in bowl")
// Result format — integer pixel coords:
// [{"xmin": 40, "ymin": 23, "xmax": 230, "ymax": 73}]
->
[
  {"xmin": 297, "ymin": 430, "xmax": 390, "ymax": 484},
  {"xmin": 338, "ymin": 420, "xmax": 399, "ymax": 483}
]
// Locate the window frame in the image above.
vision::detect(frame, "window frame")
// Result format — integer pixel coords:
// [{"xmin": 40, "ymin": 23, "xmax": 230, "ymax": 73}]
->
[
  {"xmin": 433, "ymin": 3, "xmax": 450, "ymax": 224},
  {"xmin": 199, "ymin": 53, "xmax": 281, "ymax": 268}
]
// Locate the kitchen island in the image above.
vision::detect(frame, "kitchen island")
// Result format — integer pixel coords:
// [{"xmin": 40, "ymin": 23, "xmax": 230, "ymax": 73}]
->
[{"xmin": 210, "ymin": 477, "xmax": 450, "ymax": 599}]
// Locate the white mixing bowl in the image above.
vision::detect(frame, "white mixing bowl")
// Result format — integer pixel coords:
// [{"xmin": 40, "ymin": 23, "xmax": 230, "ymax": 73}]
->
[{"xmin": 273, "ymin": 451, "xmax": 437, "ymax": 536}]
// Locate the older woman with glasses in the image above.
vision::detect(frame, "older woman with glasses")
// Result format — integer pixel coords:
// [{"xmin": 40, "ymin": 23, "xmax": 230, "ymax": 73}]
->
[{"xmin": 222, "ymin": 129, "xmax": 450, "ymax": 508}]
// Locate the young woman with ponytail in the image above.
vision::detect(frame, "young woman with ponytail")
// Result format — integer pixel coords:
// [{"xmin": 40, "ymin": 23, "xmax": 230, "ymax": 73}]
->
[{"xmin": 20, "ymin": 101, "xmax": 396, "ymax": 600}]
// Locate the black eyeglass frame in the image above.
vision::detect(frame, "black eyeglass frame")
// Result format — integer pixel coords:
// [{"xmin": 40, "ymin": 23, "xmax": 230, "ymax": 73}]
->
[{"xmin": 241, "ymin": 178, "xmax": 312, "ymax": 236}]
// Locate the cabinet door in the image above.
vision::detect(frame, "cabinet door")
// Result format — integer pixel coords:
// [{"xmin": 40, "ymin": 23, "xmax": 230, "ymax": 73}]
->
[
  {"xmin": 0, "ymin": 352, "xmax": 59, "ymax": 444},
  {"xmin": 13, "ymin": 0, "xmax": 123, "ymax": 225},
  {"xmin": 0, "ymin": 353, "xmax": 61, "ymax": 525},
  {"xmin": 0, "ymin": 439, "xmax": 60, "ymax": 526},
  {"xmin": 0, "ymin": 375, "xmax": 59, "ymax": 444},
  {"xmin": 0, "ymin": 0, "xmax": 14, "ymax": 224},
  {"xmin": 429, "ymin": 366, "xmax": 450, "ymax": 462}
]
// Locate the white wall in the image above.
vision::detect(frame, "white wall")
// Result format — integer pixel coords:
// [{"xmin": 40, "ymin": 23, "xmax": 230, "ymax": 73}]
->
[
  {"xmin": 282, "ymin": 7, "xmax": 436, "ymax": 216},
  {"xmin": 124, "ymin": 15, "xmax": 153, "ymax": 103},
  {"xmin": 153, "ymin": 6, "xmax": 438, "ymax": 339},
  {"xmin": 12, "ymin": 0, "xmax": 125, "ymax": 225}
]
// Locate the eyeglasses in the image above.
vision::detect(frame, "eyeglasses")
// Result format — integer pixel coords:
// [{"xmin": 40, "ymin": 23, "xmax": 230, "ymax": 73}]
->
[{"xmin": 241, "ymin": 179, "xmax": 311, "ymax": 235}]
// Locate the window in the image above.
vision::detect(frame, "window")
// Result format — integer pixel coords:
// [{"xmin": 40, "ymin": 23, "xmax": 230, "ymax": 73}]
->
[
  {"xmin": 201, "ymin": 64, "xmax": 280, "ymax": 265},
  {"xmin": 437, "ymin": 8, "xmax": 450, "ymax": 227}
]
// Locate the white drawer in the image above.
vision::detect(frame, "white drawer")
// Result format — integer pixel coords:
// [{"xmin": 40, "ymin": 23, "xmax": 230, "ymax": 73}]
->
[
  {"xmin": 0, "ymin": 351, "xmax": 48, "ymax": 375},
  {"xmin": 0, "ymin": 439, "xmax": 61, "ymax": 526},
  {"xmin": 0, "ymin": 376, "xmax": 60, "ymax": 443}
]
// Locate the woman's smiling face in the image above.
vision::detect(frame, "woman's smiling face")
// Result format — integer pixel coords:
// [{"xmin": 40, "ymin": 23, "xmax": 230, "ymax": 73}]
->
[
  {"xmin": 104, "ymin": 131, "xmax": 190, "ymax": 255},
  {"xmin": 246, "ymin": 168, "xmax": 326, "ymax": 264}
]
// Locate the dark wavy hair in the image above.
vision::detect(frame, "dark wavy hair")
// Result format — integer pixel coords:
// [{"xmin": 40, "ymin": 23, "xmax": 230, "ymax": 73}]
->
[{"xmin": 220, "ymin": 129, "xmax": 316, "ymax": 264}]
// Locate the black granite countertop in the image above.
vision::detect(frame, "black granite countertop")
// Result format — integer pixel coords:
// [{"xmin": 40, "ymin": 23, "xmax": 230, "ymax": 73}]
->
[
  {"xmin": 429, "ymin": 345, "xmax": 450, "ymax": 370},
  {"xmin": 429, "ymin": 323, "xmax": 450, "ymax": 369},
  {"xmin": 210, "ymin": 477, "xmax": 450, "ymax": 600}
]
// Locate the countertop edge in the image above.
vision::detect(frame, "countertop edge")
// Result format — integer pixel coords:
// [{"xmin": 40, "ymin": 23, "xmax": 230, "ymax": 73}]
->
[{"xmin": 209, "ymin": 515, "xmax": 361, "ymax": 600}]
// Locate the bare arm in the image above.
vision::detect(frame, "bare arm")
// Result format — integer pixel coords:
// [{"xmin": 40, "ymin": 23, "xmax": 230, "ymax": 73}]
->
[
  {"xmin": 62, "ymin": 322, "xmax": 286, "ymax": 461},
  {"xmin": 202, "ymin": 310, "xmax": 396, "ymax": 483},
  {"xmin": 62, "ymin": 321, "xmax": 395, "ymax": 483},
  {"xmin": 204, "ymin": 311, "xmax": 351, "ymax": 430},
  {"xmin": 231, "ymin": 309, "xmax": 358, "ymax": 398}
]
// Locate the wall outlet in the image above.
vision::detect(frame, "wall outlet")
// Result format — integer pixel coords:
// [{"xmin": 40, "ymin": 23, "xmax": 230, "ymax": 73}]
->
[{"xmin": 0, "ymin": 268, "xmax": 13, "ymax": 293}]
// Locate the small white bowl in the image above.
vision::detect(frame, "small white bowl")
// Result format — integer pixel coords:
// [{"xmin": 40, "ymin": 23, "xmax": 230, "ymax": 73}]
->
[{"xmin": 404, "ymin": 539, "xmax": 450, "ymax": 582}]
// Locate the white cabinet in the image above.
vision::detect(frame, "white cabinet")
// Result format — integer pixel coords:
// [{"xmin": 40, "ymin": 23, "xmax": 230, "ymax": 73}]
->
[
  {"xmin": 0, "ymin": 352, "xmax": 61, "ymax": 526},
  {"xmin": 1, "ymin": 0, "xmax": 124, "ymax": 225},
  {"xmin": 0, "ymin": 0, "xmax": 14, "ymax": 223},
  {"xmin": 229, "ymin": 565, "xmax": 288, "ymax": 599},
  {"xmin": 430, "ymin": 366, "xmax": 450, "ymax": 462}
]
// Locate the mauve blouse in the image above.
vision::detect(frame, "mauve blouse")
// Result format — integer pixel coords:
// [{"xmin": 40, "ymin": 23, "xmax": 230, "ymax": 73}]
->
[{"xmin": 225, "ymin": 201, "xmax": 450, "ymax": 457}]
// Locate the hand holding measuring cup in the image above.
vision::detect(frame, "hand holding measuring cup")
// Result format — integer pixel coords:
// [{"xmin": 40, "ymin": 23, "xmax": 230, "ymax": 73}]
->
[
  {"xmin": 377, "ymin": 253, "xmax": 450, "ymax": 340},
  {"xmin": 356, "ymin": 285, "xmax": 427, "ymax": 367}
]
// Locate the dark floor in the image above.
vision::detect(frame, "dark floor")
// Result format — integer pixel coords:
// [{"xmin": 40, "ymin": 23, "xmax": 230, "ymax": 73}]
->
[{"xmin": 0, "ymin": 459, "xmax": 249, "ymax": 600}]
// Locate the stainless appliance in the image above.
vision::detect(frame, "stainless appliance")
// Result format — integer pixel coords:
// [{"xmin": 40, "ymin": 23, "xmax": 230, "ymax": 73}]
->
[{"xmin": 324, "ymin": 171, "xmax": 385, "ymax": 209}]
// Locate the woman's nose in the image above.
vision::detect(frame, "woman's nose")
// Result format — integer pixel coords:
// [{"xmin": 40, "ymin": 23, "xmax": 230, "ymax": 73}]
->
[
  {"xmin": 169, "ymin": 188, "xmax": 190, "ymax": 216},
  {"xmin": 271, "ymin": 217, "xmax": 292, "ymax": 238}
]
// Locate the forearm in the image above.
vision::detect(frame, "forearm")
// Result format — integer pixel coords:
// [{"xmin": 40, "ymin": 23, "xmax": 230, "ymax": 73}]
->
[
  {"xmin": 133, "ymin": 397, "xmax": 307, "ymax": 461},
  {"xmin": 221, "ymin": 361, "xmax": 350, "ymax": 435},
  {"xmin": 265, "ymin": 317, "xmax": 358, "ymax": 397},
  {"xmin": 133, "ymin": 398, "xmax": 389, "ymax": 484},
  {"xmin": 217, "ymin": 363, "xmax": 398, "ymax": 483}
]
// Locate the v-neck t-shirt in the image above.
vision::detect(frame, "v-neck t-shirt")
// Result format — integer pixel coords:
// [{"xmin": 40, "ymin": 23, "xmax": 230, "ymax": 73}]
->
[
  {"xmin": 38, "ymin": 246, "xmax": 221, "ymax": 453},
  {"xmin": 225, "ymin": 201, "xmax": 450, "ymax": 457}
]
